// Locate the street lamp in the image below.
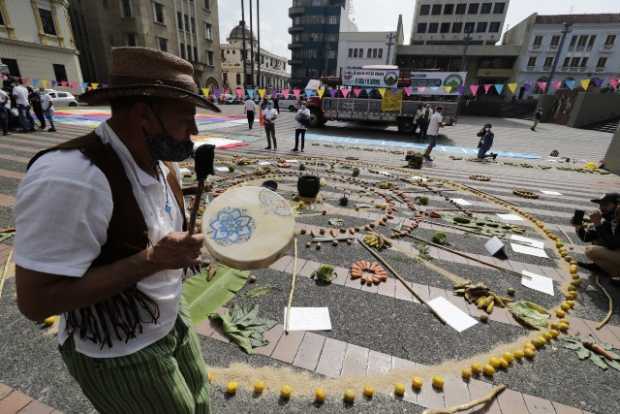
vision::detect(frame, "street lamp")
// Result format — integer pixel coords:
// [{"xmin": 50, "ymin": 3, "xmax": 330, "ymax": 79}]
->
[
  {"xmin": 547, "ymin": 22, "xmax": 572, "ymax": 95},
  {"xmin": 461, "ymin": 28, "xmax": 473, "ymax": 72}
]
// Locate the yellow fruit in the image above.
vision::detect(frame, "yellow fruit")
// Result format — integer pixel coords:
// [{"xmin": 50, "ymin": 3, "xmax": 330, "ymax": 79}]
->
[
  {"xmin": 499, "ymin": 358, "xmax": 509, "ymax": 369},
  {"xmin": 343, "ymin": 389, "xmax": 355, "ymax": 403},
  {"xmin": 432, "ymin": 376, "xmax": 445, "ymax": 391},
  {"xmin": 559, "ymin": 321, "xmax": 570, "ymax": 332},
  {"xmin": 543, "ymin": 332, "xmax": 553, "ymax": 341},
  {"xmin": 489, "ymin": 357, "xmax": 502, "ymax": 369},
  {"xmin": 567, "ymin": 285, "xmax": 577, "ymax": 293},
  {"xmin": 555, "ymin": 309, "xmax": 566, "ymax": 319},
  {"xmin": 483, "ymin": 364, "xmax": 496, "ymax": 377},
  {"xmin": 534, "ymin": 336, "xmax": 547, "ymax": 347},
  {"xmin": 549, "ymin": 329, "xmax": 560, "ymax": 339},
  {"xmin": 207, "ymin": 372, "xmax": 214, "ymax": 383},
  {"xmin": 569, "ymin": 264, "xmax": 578, "ymax": 274},
  {"xmin": 315, "ymin": 388, "xmax": 327, "ymax": 403},
  {"xmin": 411, "ymin": 377, "xmax": 423, "ymax": 391},
  {"xmin": 571, "ymin": 279, "xmax": 582, "ymax": 287},
  {"xmin": 471, "ymin": 363, "xmax": 482, "ymax": 375},
  {"xmin": 566, "ymin": 300, "xmax": 575, "ymax": 308},
  {"xmin": 561, "ymin": 302, "xmax": 571, "ymax": 312},
  {"xmin": 394, "ymin": 383, "xmax": 406, "ymax": 397},
  {"xmin": 556, "ymin": 241, "xmax": 564, "ymax": 248},
  {"xmin": 43, "ymin": 315, "xmax": 59, "ymax": 326},
  {"xmin": 513, "ymin": 350, "xmax": 525, "ymax": 360},
  {"xmin": 363, "ymin": 385, "xmax": 374, "ymax": 399},
  {"xmin": 280, "ymin": 385, "xmax": 293, "ymax": 400},
  {"xmin": 254, "ymin": 381, "xmax": 266, "ymax": 394},
  {"xmin": 524, "ymin": 341, "xmax": 535, "ymax": 349},
  {"xmin": 503, "ymin": 352, "xmax": 514, "ymax": 363},
  {"xmin": 566, "ymin": 292, "xmax": 577, "ymax": 300},
  {"xmin": 461, "ymin": 368, "xmax": 472, "ymax": 381},
  {"xmin": 226, "ymin": 381, "xmax": 238, "ymax": 395},
  {"xmin": 524, "ymin": 348, "xmax": 537, "ymax": 359}
]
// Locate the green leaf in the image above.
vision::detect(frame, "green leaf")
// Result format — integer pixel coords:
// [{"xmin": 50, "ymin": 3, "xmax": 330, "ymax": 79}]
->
[
  {"xmin": 607, "ymin": 359, "xmax": 620, "ymax": 371},
  {"xmin": 576, "ymin": 348, "xmax": 590, "ymax": 360},
  {"xmin": 561, "ymin": 343, "xmax": 582, "ymax": 350},
  {"xmin": 209, "ymin": 304, "xmax": 277, "ymax": 354},
  {"xmin": 590, "ymin": 354, "xmax": 609, "ymax": 370},
  {"xmin": 508, "ymin": 301, "xmax": 550, "ymax": 330},
  {"xmin": 182, "ymin": 265, "xmax": 250, "ymax": 325},
  {"xmin": 312, "ymin": 265, "xmax": 336, "ymax": 283},
  {"xmin": 243, "ymin": 285, "xmax": 280, "ymax": 298}
]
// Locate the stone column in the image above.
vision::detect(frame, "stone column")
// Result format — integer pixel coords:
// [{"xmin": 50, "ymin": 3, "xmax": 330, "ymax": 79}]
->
[{"xmin": 603, "ymin": 124, "xmax": 620, "ymax": 175}]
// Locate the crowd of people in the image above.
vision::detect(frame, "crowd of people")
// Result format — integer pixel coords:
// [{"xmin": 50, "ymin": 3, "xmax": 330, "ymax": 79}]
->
[{"xmin": 0, "ymin": 79, "xmax": 57, "ymax": 135}]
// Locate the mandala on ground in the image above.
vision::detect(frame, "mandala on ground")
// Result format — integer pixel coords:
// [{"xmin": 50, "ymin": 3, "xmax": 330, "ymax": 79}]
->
[
  {"xmin": 209, "ymin": 207, "xmax": 256, "ymax": 246},
  {"xmin": 259, "ymin": 188, "xmax": 292, "ymax": 217}
]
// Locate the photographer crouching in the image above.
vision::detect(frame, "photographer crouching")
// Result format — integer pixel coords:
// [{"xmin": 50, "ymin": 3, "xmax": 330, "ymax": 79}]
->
[{"xmin": 574, "ymin": 193, "xmax": 620, "ymax": 285}]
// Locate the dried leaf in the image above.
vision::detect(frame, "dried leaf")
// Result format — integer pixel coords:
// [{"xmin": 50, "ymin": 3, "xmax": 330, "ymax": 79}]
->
[
  {"xmin": 561, "ymin": 342, "xmax": 582, "ymax": 351},
  {"xmin": 508, "ymin": 301, "xmax": 550, "ymax": 330},
  {"xmin": 209, "ymin": 304, "xmax": 277, "ymax": 354},
  {"xmin": 576, "ymin": 348, "xmax": 590, "ymax": 360},
  {"xmin": 590, "ymin": 353, "xmax": 609, "ymax": 370},
  {"xmin": 607, "ymin": 360, "xmax": 620, "ymax": 371}
]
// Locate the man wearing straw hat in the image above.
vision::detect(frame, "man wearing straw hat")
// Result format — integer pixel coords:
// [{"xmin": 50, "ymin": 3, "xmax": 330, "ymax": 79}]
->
[{"xmin": 14, "ymin": 47, "xmax": 219, "ymax": 413}]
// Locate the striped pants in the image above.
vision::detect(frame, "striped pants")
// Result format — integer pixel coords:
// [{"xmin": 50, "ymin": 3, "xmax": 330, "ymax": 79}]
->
[{"xmin": 59, "ymin": 317, "xmax": 211, "ymax": 414}]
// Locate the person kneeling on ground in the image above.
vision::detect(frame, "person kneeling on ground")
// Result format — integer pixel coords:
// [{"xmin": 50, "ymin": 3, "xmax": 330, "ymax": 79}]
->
[
  {"xmin": 476, "ymin": 123, "xmax": 497, "ymax": 161},
  {"xmin": 575, "ymin": 193, "xmax": 620, "ymax": 285}
]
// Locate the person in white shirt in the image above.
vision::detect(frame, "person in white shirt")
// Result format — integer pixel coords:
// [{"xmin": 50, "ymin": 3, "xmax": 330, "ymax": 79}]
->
[
  {"xmin": 263, "ymin": 101, "xmax": 278, "ymax": 150},
  {"xmin": 39, "ymin": 87, "xmax": 56, "ymax": 132},
  {"xmin": 244, "ymin": 96, "xmax": 256, "ymax": 129},
  {"xmin": 0, "ymin": 88, "xmax": 10, "ymax": 136},
  {"xmin": 423, "ymin": 106, "xmax": 444, "ymax": 161},
  {"xmin": 293, "ymin": 102, "xmax": 311, "ymax": 152},
  {"xmin": 12, "ymin": 82, "xmax": 35, "ymax": 132}
]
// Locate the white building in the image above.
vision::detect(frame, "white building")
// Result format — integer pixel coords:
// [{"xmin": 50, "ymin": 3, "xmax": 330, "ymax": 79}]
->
[
  {"xmin": 503, "ymin": 13, "xmax": 620, "ymax": 96},
  {"xmin": 411, "ymin": 0, "xmax": 510, "ymax": 46},
  {"xmin": 336, "ymin": 15, "xmax": 404, "ymax": 75},
  {"xmin": 221, "ymin": 22, "xmax": 289, "ymax": 90},
  {"xmin": 0, "ymin": 0, "xmax": 83, "ymax": 87}
]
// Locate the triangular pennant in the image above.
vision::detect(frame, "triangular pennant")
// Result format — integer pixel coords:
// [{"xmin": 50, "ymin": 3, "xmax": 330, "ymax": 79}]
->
[
  {"xmin": 41, "ymin": 80, "xmax": 49, "ymax": 88},
  {"xmin": 430, "ymin": 86, "xmax": 439, "ymax": 92},
  {"xmin": 23, "ymin": 77, "xmax": 31, "ymax": 85},
  {"xmin": 201, "ymin": 87, "xmax": 210, "ymax": 96},
  {"xmin": 317, "ymin": 87, "xmax": 325, "ymax": 98},
  {"xmin": 235, "ymin": 87, "xmax": 244, "ymax": 97},
  {"xmin": 593, "ymin": 78, "xmax": 603, "ymax": 88},
  {"xmin": 443, "ymin": 85, "xmax": 453, "ymax": 94},
  {"xmin": 483, "ymin": 84, "xmax": 492, "ymax": 94},
  {"xmin": 610, "ymin": 78, "xmax": 619, "ymax": 90},
  {"xmin": 214, "ymin": 88, "xmax": 222, "ymax": 98},
  {"xmin": 292, "ymin": 88, "xmax": 301, "ymax": 98},
  {"xmin": 90, "ymin": 82, "xmax": 99, "ymax": 89},
  {"xmin": 257, "ymin": 88, "xmax": 266, "ymax": 98},
  {"xmin": 507, "ymin": 82, "xmax": 518, "ymax": 94},
  {"xmin": 352, "ymin": 87, "xmax": 362, "ymax": 98},
  {"xmin": 328, "ymin": 88, "xmax": 337, "ymax": 98},
  {"xmin": 365, "ymin": 88, "xmax": 373, "ymax": 96},
  {"xmin": 80, "ymin": 82, "xmax": 88, "ymax": 90},
  {"xmin": 537, "ymin": 81, "xmax": 548, "ymax": 92},
  {"xmin": 247, "ymin": 88, "xmax": 255, "ymax": 98},
  {"xmin": 580, "ymin": 79, "xmax": 590, "ymax": 90},
  {"xmin": 282, "ymin": 88, "xmax": 289, "ymax": 97},
  {"xmin": 565, "ymin": 80, "xmax": 576, "ymax": 90},
  {"xmin": 305, "ymin": 89, "xmax": 315, "ymax": 97},
  {"xmin": 32, "ymin": 79, "xmax": 40, "ymax": 87},
  {"xmin": 523, "ymin": 81, "xmax": 532, "ymax": 91},
  {"xmin": 552, "ymin": 80, "xmax": 562, "ymax": 90},
  {"xmin": 494, "ymin": 84, "xmax": 504, "ymax": 95},
  {"xmin": 377, "ymin": 88, "xmax": 386, "ymax": 97},
  {"xmin": 457, "ymin": 85, "xmax": 465, "ymax": 96},
  {"xmin": 469, "ymin": 84, "xmax": 479, "ymax": 96},
  {"xmin": 403, "ymin": 86, "xmax": 412, "ymax": 96}
]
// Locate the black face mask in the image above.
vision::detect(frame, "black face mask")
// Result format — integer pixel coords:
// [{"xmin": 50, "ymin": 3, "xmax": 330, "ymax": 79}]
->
[{"xmin": 144, "ymin": 105, "xmax": 195, "ymax": 162}]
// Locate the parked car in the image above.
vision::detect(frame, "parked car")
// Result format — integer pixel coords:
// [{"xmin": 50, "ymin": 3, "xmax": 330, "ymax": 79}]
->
[
  {"xmin": 42, "ymin": 89, "xmax": 79, "ymax": 107},
  {"xmin": 278, "ymin": 94, "xmax": 302, "ymax": 112}
]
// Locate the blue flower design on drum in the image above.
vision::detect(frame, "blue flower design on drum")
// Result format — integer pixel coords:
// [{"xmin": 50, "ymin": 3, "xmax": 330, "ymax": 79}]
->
[{"xmin": 209, "ymin": 207, "xmax": 256, "ymax": 246}]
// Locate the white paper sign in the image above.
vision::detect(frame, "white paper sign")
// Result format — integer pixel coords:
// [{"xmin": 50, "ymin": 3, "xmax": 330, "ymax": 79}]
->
[
  {"xmin": 511, "ymin": 243, "xmax": 549, "ymax": 258},
  {"xmin": 521, "ymin": 270, "xmax": 555, "ymax": 296},
  {"xmin": 284, "ymin": 307, "xmax": 332, "ymax": 332},
  {"xmin": 510, "ymin": 235, "xmax": 545, "ymax": 250},
  {"xmin": 427, "ymin": 297, "xmax": 478, "ymax": 333},
  {"xmin": 485, "ymin": 237, "xmax": 505, "ymax": 256},
  {"xmin": 541, "ymin": 190, "xmax": 563, "ymax": 196},
  {"xmin": 451, "ymin": 198, "xmax": 472, "ymax": 206},
  {"xmin": 285, "ymin": 159, "xmax": 299, "ymax": 163},
  {"xmin": 215, "ymin": 166, "xmax": 230, "ymax": 172},
  {"xmin": 497, "ymin": 213, "xmax": 524, "ymax": 222},
  {"xmin": 258, "ymin": 161, "xmax": 272, "ymax": 166}
]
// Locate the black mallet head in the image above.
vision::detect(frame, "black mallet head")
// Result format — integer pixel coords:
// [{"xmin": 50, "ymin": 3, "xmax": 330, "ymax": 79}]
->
[{"xmin": 194, "ymin": 144, "xmax": 215, "ymax": 182}]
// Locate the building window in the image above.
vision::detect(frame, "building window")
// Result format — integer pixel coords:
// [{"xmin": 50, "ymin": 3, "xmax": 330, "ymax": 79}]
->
[
  {"xmin": 207, "ymin": 51, "xmax": 214, "ymax": 66},
  {"xmin": 580, "ymin": 57, "xmax": 588, "ymax": 68},
  {"xmin": 452, "ymin": 22, "xmax": 463, "ymax": 33},
  {"xmin": 480, "ymin": 3, "xmax": 492, "ymax": 14},
  {"xmin": 348, "ymin": 48, "xmax": 353, "ymax": 57},
  {"xmin": 533, "ymin": 35, "xmax": 543, "ymax": 47},
  {"xmin": 550, "ymin": 35, "xmax": 560, "ymax": 47},
  {"xmin": 455, "ymin": 3, "xmax": 466, "ymax": 14},
  {"xmin": 597, "ymin": 57, "xmax": 607, "ymax": 68},
  {"xmin": 372, "ymin": 48, "xmax": 378, "ymax": 58},
  {"xmin": 417, "ymin": 23, "xmax": 427, "ymax": 33},
  {"xmin": 440, "ymin": 22, "xmax": 450, "ymax": 33},
  {"xmin": 39, "ymin": 8, "xmax": 57, "ymax": 35},
  {"xmin": 204, "ymin": 0, "xmax": 210, "ymax": 10},
  {"xmin": 431, "ymin": 4, "xmax": 441, "ymax": 15},
  {"xmin": 152, "ymin": 2, "xmax": 165, "ymax": 24},
  {"xmin": 186, "ymin": 45, "xmax": 192, "ymax": 61},
  {"xmin": 605, "ymin": 34, "xmax": 616, "ymax": 47},
  {"xmin": 127, "ymin": 33, "xmax": 136, "ymax": 46},
  {"xmin": 587, "ymin": 35, "xmax": 596, "ymax": 49},
  {"xmin": 158, "ymin": 37, "xmax": 168, "ymax": 51},
  {"xmin": 180, "ymin": 43, "xmax": 186, "ymax": 59},
  {"xmin": 562, "ymin": 57, "xmax": 570, "ymax": 67},
  {"xmin": 194, "ymin": 47, "xmax": 198, "ymax": 62},
  {"xmin": 570, "ymin": 57, "xmax": 580, "ymax": 67},
  {"xmin": 476, "ymin": 22, "xmax": 487, "ymax": 33},
  {"xmin": 378, "ymin": 48, "xmax": 383, "ymax": 59},
  {"xmin": 205, "ymin": 23, "xmax": 213, "ymax": 40},
  {"xmin": 577, "ymin": 35, "xmax": 588, "ymax": 48},
  {"xmin": 191, "ymin": 18, "xmax": 196, "ymax": 34},
  {"xmin": 236, "ymin": 73, "xmax": 241, "ymax": 84},
  {"xmin": 53, "ymin": 64, "xmax": 67, "ymax": 83},
  {"xmin": 358, "ymin": 48, "xmax": 363, "ymax": 57},
  {"xmin": 464, "ymin": 22, "xmax": 475, "ymax": 34},
  {"xmin": 527, "ymin": 57, "xmax": 537, "ymax": 67},
  {"xmin": 184, "ymin": 15, "xmax": 190, "ymax": 32},
  {"xmin": 493, "ymin": 2, "xmax": 505, "ymax": 14},
  {"xmin": 353, "ymin": 48, "xmax": 358, "ymax": 58},
  {"xmin": 544, "ymin": 57, "xmax": 554, "ymax": 67},
  {"xmin": 1, "ymin": 58, "xmax": 20, "ymax": 77},
  {"xmin": 177, "ymin": 12, "xmax": 183, "ymax": 30},
  {"xmin": 444, "ymin": 4, "xmax": 454, "ymax": 14},
  {"xmin": 489, "ymin": 22, "xmax": 500, "ymax": 33},
  {"xmin": 468, "ymin": 3, "xmax": 479, "ymax": 14},
  {"xmin": 569, "ymin": 35, "xmax": 577, "ymax": 48},
  {"xmin": 420, "ymin": 4, "xmax": 430, "ymax": 15},
  {"xmin": 0, "ymin": 8, "xmax": 4, "ymax": 26},
  {"xmin": 367, "ymin": 48, "xmax": 372, "ymax": 58},
  {"xmin": 121, "ymin": 0, "xmax": 133, "ymax": 17},
  {"xmin": 428, "ymin": 23, "xmax": 438, "ymax": 33}
]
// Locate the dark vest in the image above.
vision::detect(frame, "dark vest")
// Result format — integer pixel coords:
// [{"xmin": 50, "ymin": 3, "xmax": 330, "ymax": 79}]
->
[{"xmin": 28, "ymin": 131, "xmax": 187, "ymax": 348}]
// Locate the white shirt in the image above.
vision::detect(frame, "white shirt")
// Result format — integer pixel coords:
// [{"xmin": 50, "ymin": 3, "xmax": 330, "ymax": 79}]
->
[
  {"xmin": 263, "ymin": 108, "xmax": 278, "ymax": 122},
  {"xmin": 295, "ymin": 107, "xmax": 311, "ymax": 130},
  {"xmin": 12, "ymin": 85, "xmax": 29, "ymax": 106},
  {"xmin": 428, "ymin": 112, "xmax": 443, "ymax": 136},
  {"xmin": 0, "ymin": 90, "xmax": 9, "ymax": 109},
  {"xmin": 244, "ymin": 99, "xmax": 256, "ymax": 112},
  {"xmin": 15, "ymin": 122, "xmax": 184, "ymax": 358},
  {"xmin": 40, "ymin": 93, "xmax": 53, "ymax": 111}
]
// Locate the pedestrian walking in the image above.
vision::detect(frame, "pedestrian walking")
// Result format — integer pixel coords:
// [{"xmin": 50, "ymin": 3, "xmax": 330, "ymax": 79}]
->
[
  {"xmin": 417, "ymin": 104, "xmax": 432, "ymax": 140},
  {"xmin": 413, "ymin": 104, "xmax": 424, "ymax": 136},
  {"xmin": 531, "ymin": 107, "xmax": 543, "ymax": 131},
  {"xmin": 263, "ymin": 101, "xmax": 278, "ymax": 150},
  {"xmin": 423, "ymin": 106, "xmax": 443, "ymax": 162},
  {"xmin": 244, "ymin": 96, "xmax": 256, "ymax": 129},
  {"xmin": 40, "ymin": 89, "xmax": 56, "ymax": 132},
  {"xmin": 292, "ymin": 102, "xmax": 311, "ymax": 152},
  {"xmin": 476, "ymin": 123, "xmax": 497, "ymax": 160},
  {"xmin": 0, "ymin": 88, "xmax": 10, "ymax": 136},
  {"xmin": 273, "ymin": 95, "xmax": 280, "ymax": 114},
  {"xmin": 12, "ymin": 81, "xmax": 35, "ymax": 132},
  {"xmin": 29, "ymin": 86, "xmax": 45, "ymax": 129}
]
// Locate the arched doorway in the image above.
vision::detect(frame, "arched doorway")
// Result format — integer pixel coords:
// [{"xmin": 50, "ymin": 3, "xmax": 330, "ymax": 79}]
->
[{"xmin": 204, "ymin": 77, "xmax": 219, "ymax": 89}]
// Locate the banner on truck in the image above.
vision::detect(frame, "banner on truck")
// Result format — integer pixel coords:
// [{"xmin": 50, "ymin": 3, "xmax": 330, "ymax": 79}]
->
[
  {"xmin": 410, "ymin": 72, "xmax": 467, "ymax": 96},
  {"xmin": 342, "ymin": 68, "xmax": 400, "ymax": 88}
]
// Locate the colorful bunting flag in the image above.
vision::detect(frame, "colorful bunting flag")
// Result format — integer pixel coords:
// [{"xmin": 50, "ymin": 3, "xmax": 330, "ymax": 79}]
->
[
  {"xmin": 214, "ymin": 88, "xmax": 222, "ymax": 98},
  {"xmin": 235, "ymin": 87, "xmax": 244, "ymax": 97},
  {"xmin": 282, "ymin": 88, "xmax": 289, "ymax": 97},
  {"xmin": 292, "ymin": 88, "xmax": 301, "ymax": 98},
  {"xmin": 201, "ymin": 87, "xmax": 210, "ymax": 96},
  {"xmin": 305, "ymin": 89, "xmax": 315, "ymax": 97},
  {"xmin": 403, "ymin": 86, "xmax": 413, "ymax": 96},
  {"xmin": 90, "ymin": 82, "xmax": 99, "ymax": 89},
  {"xmin": 377, "ymin": 88, "xmax": 386, "ymax": 97},
  {"xmin": 537, "ymin": 81, "xmax": 547, "ymax": 92},
  {"xmin": 340, "ymin": 87, "xmax": 351, "ymax": 98},
  {"xmin": 565, "ymin": 80, "xmax": 576, "ymax": 90},
  {"xmin": 552, "ymin": 80, "xmax": 562, "ymax": 90},
  {"xmin": 593, "ymin": 78, "xmax": 603, "ymax": 88},
  {"xmin": 457, "ymin": 85, "xmax": 465, "ymax": 96},
  {"xmin": 483, "ymin": 84, "xmax": 492, "ymax": 94},
  {"xmin": 580, "ymin": 79, "xmax": 590, "ymax": 90},
  {"xmin": 418, "ymin": 86, "xmax": 426, "ymax": 93},
  {"xmin": 494, "ymin": 84, "xmax": 504, "ymax": 95},
  {"xmin": 610, "ymin": 78, "xmax": 619, "ymax": 90},
  {"xmin": 352, "ymin": 87, "xmax": 362, "ymax": 98},
  {"xmin": 247, "ymin": 88, "xmax": 255, "ymax": 98},
  {"xmin": 507, "ymin": 83, "xmax": 518, "ymax": 94},
  {"xmin": 469, "ymin": 84, "xmax": 479, "ymax": 96},
  {"xmin": 257, "ymin": 88, "xmax": 266, "ymax": 98},
  {"xmin": 365, "ymin": 88, "xmax": 373, "ymax": 96}
]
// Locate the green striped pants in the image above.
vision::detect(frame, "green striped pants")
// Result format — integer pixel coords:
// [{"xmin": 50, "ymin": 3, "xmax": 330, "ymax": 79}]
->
[{"xmin": 59, "ymin": 317, "xmax": 211, "ymax": 414}]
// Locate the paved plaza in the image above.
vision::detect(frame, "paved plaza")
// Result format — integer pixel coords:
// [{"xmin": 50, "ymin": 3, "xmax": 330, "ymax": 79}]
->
[{"xmin": 0, "ymin": 106, "xmax": 619, "ymax": 414}]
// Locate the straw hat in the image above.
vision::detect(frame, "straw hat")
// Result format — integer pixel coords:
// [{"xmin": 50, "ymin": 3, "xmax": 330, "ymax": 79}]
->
[{"xmin": 79, "ymin": 47, "xmax": 220, "ymax": 112}]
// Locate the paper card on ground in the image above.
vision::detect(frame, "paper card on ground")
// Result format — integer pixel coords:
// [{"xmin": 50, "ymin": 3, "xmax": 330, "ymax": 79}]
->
[
  {"xmin": 510, "ymin": 235, "xmax": 545, "ymax": 250},
  {"xmin": 521, "ymin": 270, "xmax": 554, "ymax": 296},
  {"xmin": 451, "ymin": 198, "xmax": 472, "ymax": 206},
  {"xmin": 284, "ymin": 307, "xmax": 332, "ymax": 332},
  {"xmin": 285, "ymin": 159, "xmax": 299, "ymax": 163},
  {"xmin": 485, "ymin": 237, "xmax": 505, "ymax": 256},
  {"xmin": 427, "ymin": 297, "xmax": 478, "ymax": 333},
  {"xmin": 258, "ymin": 161, "xmax": 272, "ymax": 166},
  {"xmin": 215, "ymin": 166, "xmax": 229, "ymax": 172},
  {"xmin": 541, "ymin": 190, "xmax": 563, "ymax": 196},
  {"xmin": 511, "ymin": 243, "xmax": 549, "ymax": 258},
  {"xmin": 497, "ymin": 213, "xmax": 524, "ymax": 222}
]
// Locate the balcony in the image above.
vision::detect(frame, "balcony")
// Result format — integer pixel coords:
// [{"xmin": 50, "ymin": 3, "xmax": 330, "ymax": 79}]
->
[
  {"xmin": 531, "ymin": 43, "xmax": 541, "ymax": 50},
  {"xmin": 601, "ymin": 44, "xmax": 614, "ymax": 53},
  {"xmin": 288, "ymin": 42, "xmax": 304, "ymax": 50},
  {"xmin": 595, "ymin": 66, "xmax": 606, "ymax": 72},
  {"xmin": 549, "ymin": 44, "xmax": 558, "ymax": 50},
  {"xmin": 288, "ymin": 26, "xmax": 303, "ymax": 34},
  {"xmin": 289, "ymin": 6, "xmax": 304, "ymax": 17}
]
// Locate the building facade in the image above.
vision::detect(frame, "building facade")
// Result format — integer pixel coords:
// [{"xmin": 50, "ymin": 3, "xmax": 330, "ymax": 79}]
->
[
  {"xmin": 0, "ymin": 0, "xmax": 83, "ymax": 87},
  {"xmin": 503, "ymin": 13, "xmax": 620, "ymax": 96},
  {"xmin": 69, "ymin": 0, "xmax": 221, "ymax": 88},
  {"xmin": 411, "ymin": 0, "xmax": 510, "ymax": 46},
  {"xmin": 336, "ymin": 16, "xmax": 404, "ymax": 75},
  {"xmin": 220, "ymin": 22, "xmax": 289, "ymax": 90},
  {"xmin": 288, "ymin": 0, "xmax": 355, "ymax": 88}
]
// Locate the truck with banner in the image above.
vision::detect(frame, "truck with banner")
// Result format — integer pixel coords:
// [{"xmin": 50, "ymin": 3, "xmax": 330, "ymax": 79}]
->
[{"xmin": 305, "ymin": 68, "xmax": 463, "ymax": 132}]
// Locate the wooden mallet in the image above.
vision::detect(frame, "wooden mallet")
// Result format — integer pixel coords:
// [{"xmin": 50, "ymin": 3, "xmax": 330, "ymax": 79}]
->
[{"xmin": 188, "ymin": 144, "xmax": 215, "ymax": 235}]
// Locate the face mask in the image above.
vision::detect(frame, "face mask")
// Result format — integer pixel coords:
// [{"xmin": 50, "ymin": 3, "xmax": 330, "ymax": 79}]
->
[
  {"xmin": 144, "ymin": 106, "xmax": 194, "ymax": 162},
  {"xmin": 485, "ymin": 128, "xmax": 490, "ymax": 131}
]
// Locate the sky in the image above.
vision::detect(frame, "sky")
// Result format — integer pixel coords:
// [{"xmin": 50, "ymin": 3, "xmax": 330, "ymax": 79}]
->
[{"xmin": 218, "ymin": 0, "xmax": 620, "ymax": 59}]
